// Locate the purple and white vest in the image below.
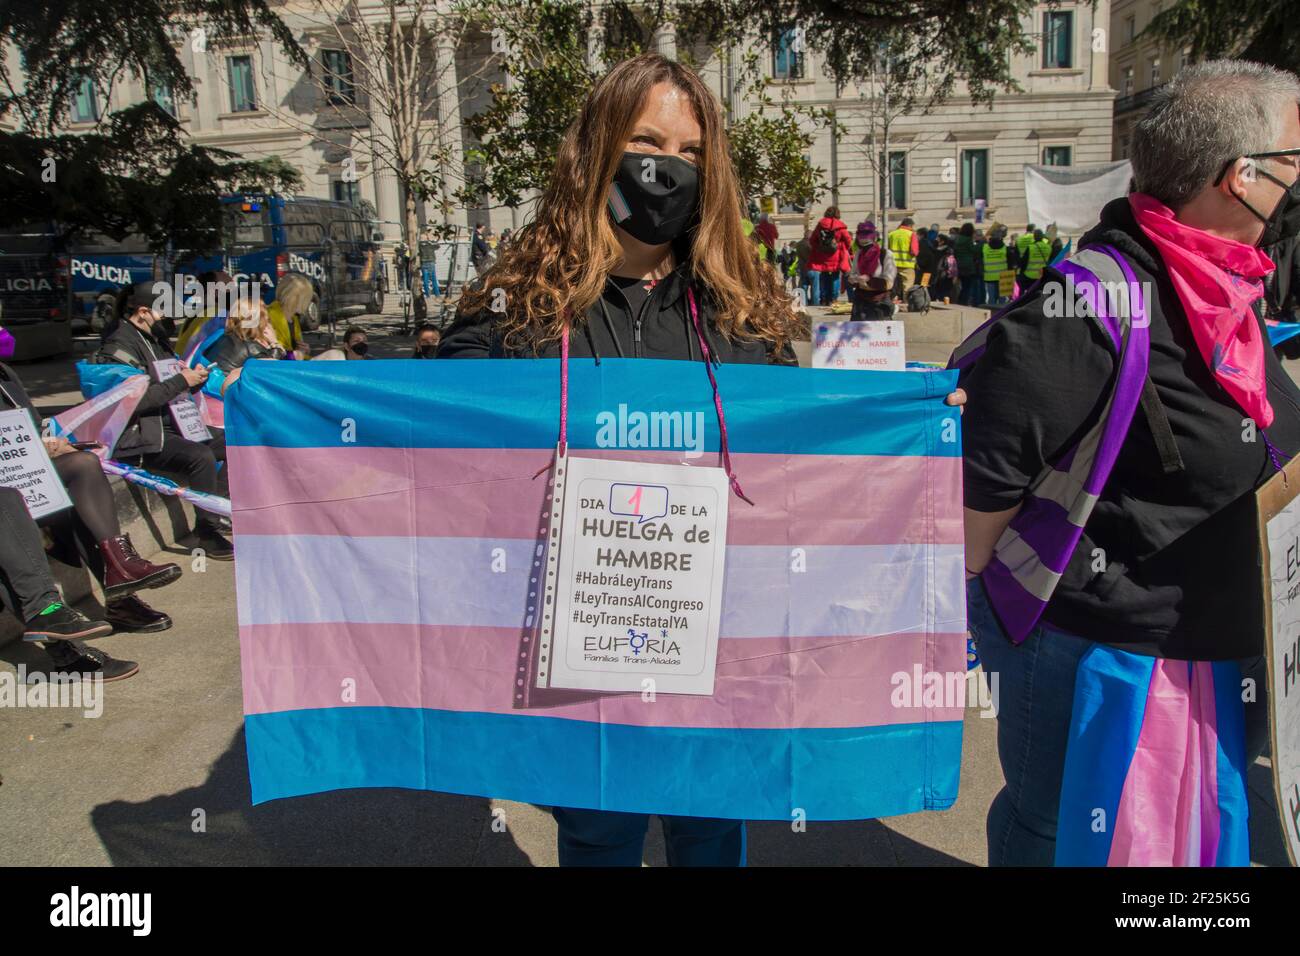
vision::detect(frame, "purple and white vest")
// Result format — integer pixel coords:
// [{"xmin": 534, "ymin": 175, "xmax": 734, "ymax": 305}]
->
[{"xmin": 950, "ymin": 245, "xmax": 1150, "ymax": 644}]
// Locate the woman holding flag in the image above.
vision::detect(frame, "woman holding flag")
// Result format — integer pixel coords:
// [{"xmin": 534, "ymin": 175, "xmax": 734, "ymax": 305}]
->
[{"xmin": 440, "ymin": 53, "xmax": 964, "ymax": 865}]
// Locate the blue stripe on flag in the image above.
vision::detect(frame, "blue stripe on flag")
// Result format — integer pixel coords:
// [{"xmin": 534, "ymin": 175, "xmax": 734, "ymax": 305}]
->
[
  {"xmin": 245, "ymin": 706, "xmax": 963, "ymax": 819},
  {"xmin": 1210, "ymin": 661, "xmax": 1250, "ymax": 866},
  {"xmin": 1054, "ymin": 644, "xmax": 1154, "ymax": 866},
  {"xmin": 225, "ymin": 357, "xmax": 961, "ymax": 457}
]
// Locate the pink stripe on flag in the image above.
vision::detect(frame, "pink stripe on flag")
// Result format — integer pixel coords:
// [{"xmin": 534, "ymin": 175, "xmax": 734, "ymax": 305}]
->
[
  {"xmin": 239, "ymin": 622, "xmax": 968, "ymax": 729},
  {"xmin": 228, "ymin": 446, "xmax": 964, "ymax": 547},
  {"xmin": 1108, "ymin": 661, "xmax": 1221, "ymax": 866}
]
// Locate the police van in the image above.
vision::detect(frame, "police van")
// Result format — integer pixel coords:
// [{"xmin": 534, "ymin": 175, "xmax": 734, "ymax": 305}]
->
[
  {"xmin": 0, "ymin": 193, "xmax": 385, "ymax": 356},
  {"xmin": 175, "ymin": 194, "xmax": 385, "ymax": 329}
]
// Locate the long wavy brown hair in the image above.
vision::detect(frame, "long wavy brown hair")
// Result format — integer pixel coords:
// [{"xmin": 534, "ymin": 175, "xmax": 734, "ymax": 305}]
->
[{"xmin": 458, "ymin": 53, "xmax": 798, "ymax": 355}]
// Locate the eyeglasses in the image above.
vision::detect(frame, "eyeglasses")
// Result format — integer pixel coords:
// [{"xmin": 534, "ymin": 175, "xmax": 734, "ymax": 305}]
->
[{"xmin": 1213, "ymin": 147, "xmax": 1300, "ymax": 186}]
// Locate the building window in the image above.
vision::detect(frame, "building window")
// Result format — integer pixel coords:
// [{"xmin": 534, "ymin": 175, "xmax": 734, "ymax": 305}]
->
[
  {"xmin": 227, "ymin": 55, "xmax": 257, "ymax": 113},
  {"xmin": 152, "ymin": 81, "xmax": 176, "ymax": 117},
  {"xmin": 1124, "ymin": 15, "xmax": 1135, "ymax": 44},
  {"xmin": 1119, "ymin": 136, "xmax": 1130, "ymax": 159},
  {"xmin": 772, "ymin": 25, "xmax": 805, "ymax": 80},
  {"xmin": 1042, "ymin": 146, "xmax": 1072, "ymax": 166},
  {"xmin": 332, "ymin": 179, "xmax": 361, "ymax": 205},
  {"xmin": 322, "ymin": 50, "xmax": 355, "ymax": 106},
  {"xmin": 1149, "ymin": 56, "xmax": 1161, "ymax": 89},
  {"xmin": 879, "ymin": 150, "xmax": 907, "ymax": 209},
  {"xmin": 70, "ymin": 74, "xmax": 99, "ymax": 123},
  {"xmin": 1043, "ymin": 11, "xmax": 1073, "ymax": 69},
  {"xmin": 1122, "ymin": 66, "xmax": 1134, "ymax": 98},
  {"xmin": 960, "ymin": 149, "xmax": 989, "ymax": 206}
]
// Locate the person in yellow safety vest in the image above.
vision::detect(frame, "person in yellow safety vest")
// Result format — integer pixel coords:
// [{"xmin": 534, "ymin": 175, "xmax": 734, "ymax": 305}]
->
[
  {"xmin": 1022, "ymin": 228, "xmax": 1054, "ymax": 281},
  {"xmin": 981, "ymin": 228, "xmax": 1012, "ymax": 306},
  {"xmin": 887, "ymin": 217, "xmax": 919, "ymax": 297},
  {"xmin": 1015, "ymin": 224, "xmax": 1035, "ymax": 266}
]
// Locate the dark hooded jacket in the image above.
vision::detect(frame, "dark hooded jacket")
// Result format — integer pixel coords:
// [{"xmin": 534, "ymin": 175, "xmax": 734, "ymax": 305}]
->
[
  {"xmin": 960, "ymin": 196, "xmax": 1300, "ymax": 660},
  {"xmin": 91, "ymin": 319, "xmax": 193, "ymax": 457},
  {"xmin": 438, "ymin": 260, "xmax": 795, "ymax": 365}
]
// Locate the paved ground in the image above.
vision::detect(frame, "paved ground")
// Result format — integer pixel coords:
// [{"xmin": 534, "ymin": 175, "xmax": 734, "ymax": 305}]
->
[{"xmin": 0, "ymin": 298, "xmax": 1293, "ymax": 865}]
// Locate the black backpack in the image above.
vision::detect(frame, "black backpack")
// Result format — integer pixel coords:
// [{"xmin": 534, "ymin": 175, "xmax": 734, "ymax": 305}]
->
[
  {"xmin": 817, "ymin": 226, "xmax": 838, "ymax": 254},
  {"xmin": 906, "ymin": 285, "xmax": 931, "ymax": 315}
]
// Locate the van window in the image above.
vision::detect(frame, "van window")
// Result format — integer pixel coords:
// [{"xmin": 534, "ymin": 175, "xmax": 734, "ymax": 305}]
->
[{"xmin": 284, "ymin": 201, "xmax": 326, "ymax": 248}]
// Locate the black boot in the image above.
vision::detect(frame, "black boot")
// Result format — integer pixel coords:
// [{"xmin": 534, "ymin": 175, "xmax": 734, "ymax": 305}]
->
[
  {"xmin": 194, "ymin": 524, "xmax": 234, "ymax": 561},
  {"xmin": 41, "ymin": 640, "xmax": 139, "ymax": 682},
  {"xmin": 105, "ymin": 594, "xmax": 174, "ymax": 633}
]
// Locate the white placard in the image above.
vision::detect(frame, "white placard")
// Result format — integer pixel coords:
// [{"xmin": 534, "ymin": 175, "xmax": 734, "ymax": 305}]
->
[
  {"xmin": 1262, "ymin": 493, "xmax": 1300, "ymax": 866},
  {"xmin": 538, "ymin": 454, "xmax": 729, "ymax": 696},
  {"xmin": 812, "ymin": 320, "xmax": 906, "ymax": 371},
  {"xmin": 152, "ymin": 358, "xmax": 211, "ymax": 442},
  {"xmin": 0, "ymin": 408, "xmax": 72, "ymax": 519}
]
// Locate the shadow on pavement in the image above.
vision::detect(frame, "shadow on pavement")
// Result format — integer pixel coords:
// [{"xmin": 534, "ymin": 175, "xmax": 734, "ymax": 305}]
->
[
  {"xmin": 89, "ymin": 727, "xmax": 534, "ymax": 866},
  {"xmin": 748, "ymin": 818, "xmax": 973, "ymax": 866}
]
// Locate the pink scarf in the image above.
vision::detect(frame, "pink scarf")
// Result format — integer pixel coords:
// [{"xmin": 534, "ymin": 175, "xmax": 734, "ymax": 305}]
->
[{"xmin": 1129, "ymin": 193, "xmax": 1277, "ymax": 427}]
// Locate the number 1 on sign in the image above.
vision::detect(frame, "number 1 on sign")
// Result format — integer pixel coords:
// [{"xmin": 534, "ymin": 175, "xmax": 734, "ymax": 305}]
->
[{"xmin": 627, "ymin": 485, "xmax": 642, "ymax": 515}]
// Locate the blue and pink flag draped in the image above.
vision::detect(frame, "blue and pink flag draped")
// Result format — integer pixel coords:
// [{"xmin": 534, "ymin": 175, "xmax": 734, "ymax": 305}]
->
[
  {"xmin": 1055, "ymin": 645, "xmax": 1250, "ymax": 866},
  {"xmin": 228, "ymin": 358, "xmax": 966, "ymax": 818}
]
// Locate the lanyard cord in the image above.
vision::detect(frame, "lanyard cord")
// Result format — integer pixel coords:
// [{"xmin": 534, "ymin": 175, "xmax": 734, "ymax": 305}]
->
[{"xmin": 556, "ymin": 286, "xmax": 753, "ymax": 504}]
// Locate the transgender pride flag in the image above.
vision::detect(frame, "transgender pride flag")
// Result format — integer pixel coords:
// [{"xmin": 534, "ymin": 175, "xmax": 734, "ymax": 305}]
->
[{"xmin": 228, "ymin": 358, "xmax": 966, "ymax": 819}]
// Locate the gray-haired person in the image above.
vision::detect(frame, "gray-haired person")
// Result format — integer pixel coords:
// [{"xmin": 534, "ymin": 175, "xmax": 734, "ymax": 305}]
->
[{"xmin": 956, "ymin": 61, "xmax": 1300, "ymax": 865}]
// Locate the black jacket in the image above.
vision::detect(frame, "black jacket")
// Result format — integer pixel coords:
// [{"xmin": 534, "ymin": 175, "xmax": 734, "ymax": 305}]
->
[
  {"xmin": 91, "ymin": 321, "xmax": 191, "ymax": 457},
  {"xmin": 203, "ymin": 333, "xmax": 283, "ymax": 373},
  {"xmin": 1264, "ymin": 200, "xmax": 1300, "ymax": 319},
  {"xmin": 438, "ymin": 262, "xmax": 795, "ymax": 365},
  {"xmin": 0, "ymin": 362, "xmax": 40, "ymax": 430},
  {"xmin": 961, "ymin": 196, "xmax": 1300, "ymax": 659}
]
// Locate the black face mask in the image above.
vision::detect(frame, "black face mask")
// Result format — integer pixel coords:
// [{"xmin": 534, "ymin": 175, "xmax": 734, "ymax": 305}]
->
[
  {"xmin": 1235, "ymin": 164, "xmax": 1300, "ymax": 249},
  {"xmin": 418, "ymin": 344, "xmax": 436, "ymax": 357},
  {"xmin": 350, "ymin": 341, "xmax": 369, "ymax": 357},
  {"xmin": 608, "ymin": 152, "xmax": 700, "ymax": 246}
]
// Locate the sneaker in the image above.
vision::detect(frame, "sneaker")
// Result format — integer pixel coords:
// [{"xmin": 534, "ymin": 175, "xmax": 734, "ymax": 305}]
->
[
  {"xmin": 105, "ymin": 594, "xmax": 174, "ymax": 633},
  {"xmin": 23, "ymin": 603, "xmax": 112, "ymax": 643},
  {"xmin": 42, "ymin": 640, "xmax": 139, "ymax": 682},
  {"xmin": 194, "ymin": 527, "xmax": 234, "ymax": 561}
]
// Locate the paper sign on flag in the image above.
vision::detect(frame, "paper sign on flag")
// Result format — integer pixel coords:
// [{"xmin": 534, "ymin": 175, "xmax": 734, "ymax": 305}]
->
[
  {"xmin": 537, "ymin": 454, "xmax": 730, "ymax": 696},
  {"xmin": 153, "ymin": 358, "xmax": 211, "ymax": 442},
  {"xmin": 0, "ymin": 408, "xmax": 72, "ymax": 519}
]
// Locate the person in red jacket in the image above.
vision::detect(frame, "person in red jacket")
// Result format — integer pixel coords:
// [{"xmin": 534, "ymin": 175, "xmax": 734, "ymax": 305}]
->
[{"xmin": 806, "ymin": 206, "xmax": 852, "ymax": 305}]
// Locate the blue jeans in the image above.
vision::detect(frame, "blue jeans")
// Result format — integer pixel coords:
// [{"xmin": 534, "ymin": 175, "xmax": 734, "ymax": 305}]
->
[
  {"xmin": 421, "ymin": 265, "xmax": 440, "ymax": 298},
  {"xmin": 965, "ymin": 576, "xmax": 1093, "ymax": 866},
  {"xmin": 806, "ymin": 270, "xmax": 840, "ymax": 306},
  {"xmin": 552, "ymin": 807, "xmax": 746, "ymax": 866},
  {"xmin": 985, "ymin": 280, "xmax": 1004, "ymax": 307}
]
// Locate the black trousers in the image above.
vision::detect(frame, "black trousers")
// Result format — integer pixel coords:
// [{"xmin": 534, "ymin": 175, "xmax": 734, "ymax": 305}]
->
[
  {"xmin": 131, "ymin": 429, "xmax": 228, "ymax": 531},
  {"xmin": 0, "ymin": 486, "xmax": 61, "ymax": 621}
]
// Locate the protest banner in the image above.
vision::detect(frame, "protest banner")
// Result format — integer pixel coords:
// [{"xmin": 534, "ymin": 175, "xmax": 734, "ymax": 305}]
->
[
  {"xmin": 1255, "ymin": 458, "xmax": 1300, "ymax": 866},
  {"xmin": 1024, "ymin": 160, "xmax": 1133, "ymax": 234},
  {"xmin": 228, "ymin": 358, "xmax": 966, "ymax": 819},
  {"xmin": 812, "ymin": 320, "xmax": 906, "ymax": 371}
]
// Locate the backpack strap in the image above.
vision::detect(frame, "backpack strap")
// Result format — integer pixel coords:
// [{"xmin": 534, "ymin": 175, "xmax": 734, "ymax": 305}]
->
[{"xmin": 974, "ymin": 245, "xmax": 1152, "ymax": 643}]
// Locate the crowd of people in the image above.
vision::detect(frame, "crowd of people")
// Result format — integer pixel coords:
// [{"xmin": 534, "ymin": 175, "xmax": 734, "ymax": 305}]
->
[
  {"xmin": 2, "ymin": 47, "xmax": 1299, "ymax": 869},
  {"xmin": 767, "ymin": 211, "xmax": 1065, "ymax": 315}
]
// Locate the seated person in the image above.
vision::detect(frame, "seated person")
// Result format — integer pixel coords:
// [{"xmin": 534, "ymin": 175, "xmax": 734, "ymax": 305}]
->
[
  {"xmin": 412, "ymin": 323, "xmax": 440, "ymax": 358},
  {"xmin": 1, "ymin": 359, "xmax": 181, "ymax": 632},
  {"xmin": 267, "ymin": 273, "xmax": 313, "ymax": 359},
  {"xmin": 93, "ymin": 282, "xmax": 233, "ymax": 561}
]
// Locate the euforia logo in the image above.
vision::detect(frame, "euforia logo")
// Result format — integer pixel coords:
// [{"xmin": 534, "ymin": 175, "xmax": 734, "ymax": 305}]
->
[{"xmin": 289, "ymin": 253, "xmax": 325, "ymax": 281}]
